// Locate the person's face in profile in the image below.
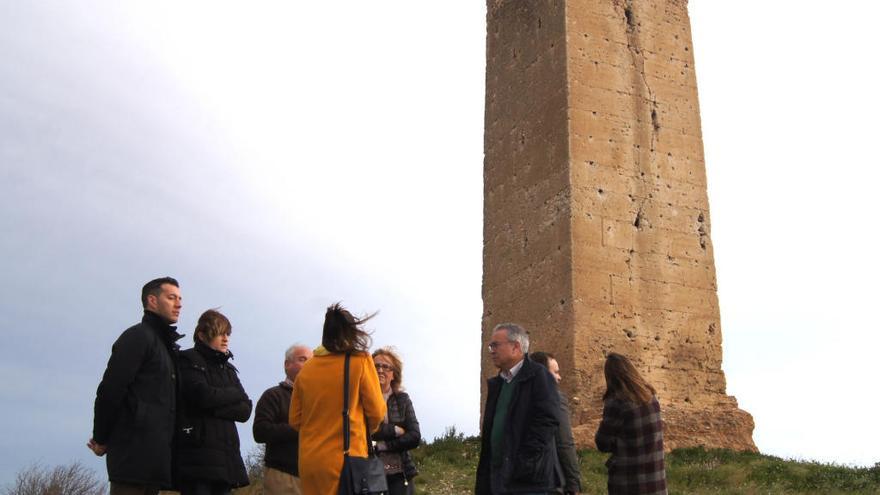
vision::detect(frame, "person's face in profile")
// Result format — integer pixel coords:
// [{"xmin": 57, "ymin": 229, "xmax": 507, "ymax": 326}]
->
[
  {"xmin": 205, "ymin": 330, "xmax": 230, "ymax": 354},
  {"xmin": 548, "ymin": 358, "xmax": 562, "ymax": 384},
  {"xmin": 488, "ymin": 329, "xmax": 520, "ymax": 371},
  {"xmin": 148, "ymin": 283, "xmax": 182, "ymax": 324}
]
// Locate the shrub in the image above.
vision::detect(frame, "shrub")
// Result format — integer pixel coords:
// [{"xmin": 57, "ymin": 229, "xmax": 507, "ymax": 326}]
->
[{"xmin": 4, "ymin": 462, "xmax": 106, "ymax": 495}]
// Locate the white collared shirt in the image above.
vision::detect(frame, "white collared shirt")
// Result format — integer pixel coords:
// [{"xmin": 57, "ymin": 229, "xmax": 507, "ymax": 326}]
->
[{"xmin": 500, "ymin": 358, "xmax": 525, "ymax": 383}]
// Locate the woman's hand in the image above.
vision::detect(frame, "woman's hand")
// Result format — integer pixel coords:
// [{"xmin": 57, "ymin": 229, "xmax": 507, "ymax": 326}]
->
[{"xmin": 394, "ymin": 425, "xmax": 405, "ymax": 436}]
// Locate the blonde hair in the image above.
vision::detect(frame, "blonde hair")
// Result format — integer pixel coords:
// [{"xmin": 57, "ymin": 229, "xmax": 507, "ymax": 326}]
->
[{"xmin": 372, "ymin": 346, "xmax": 404, "ymax": 393}]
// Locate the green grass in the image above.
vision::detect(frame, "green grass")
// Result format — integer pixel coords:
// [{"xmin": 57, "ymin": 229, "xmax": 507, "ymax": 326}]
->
[{"xmin": 406, "ymin": 428, "xmax": 880, "ymax": 494}]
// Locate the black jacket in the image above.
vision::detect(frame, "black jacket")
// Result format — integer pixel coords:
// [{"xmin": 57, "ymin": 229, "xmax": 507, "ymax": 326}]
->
[
  {"xmin": 371, "ymin": 391, "xmax": 421, "ymax": 480},
  {"xmin": 176, "ymin": 340, "xmax": 252, "ymax": 488},
  {"xmin": 476, "ymin": 355, "xmax": 562, "ymax": 494},
  {"xmin": 253, "ymin": 381, "xmax": 299, "ymax": 476},
  {"xmin": 92, "ymin": 311, "xmax": 184, "ymax": 488}
]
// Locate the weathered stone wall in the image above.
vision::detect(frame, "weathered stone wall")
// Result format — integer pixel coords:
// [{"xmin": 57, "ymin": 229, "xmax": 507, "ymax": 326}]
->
[{"xmin": 482, "ymin": 0, "xmax": 755, "ymax": 451}]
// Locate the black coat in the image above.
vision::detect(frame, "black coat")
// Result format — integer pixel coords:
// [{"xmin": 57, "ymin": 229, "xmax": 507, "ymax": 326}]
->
[
  {"xmin": 176, "ymin": 340, "xmax": 252, "ymax": 488},
  {"xmin": 476, "ymin": 355, "xmax": 562, "ymax": 494},
  {"xmin": 253, "ymin": 381, "xmax": 299, "ymax": 476},
  {"xmin": 92, "ymin": 311, "xmax": 184, "ymax": 488},
  {"xmin": 371, "ymin": 391, "xmax": 421, "ymax": 480}
]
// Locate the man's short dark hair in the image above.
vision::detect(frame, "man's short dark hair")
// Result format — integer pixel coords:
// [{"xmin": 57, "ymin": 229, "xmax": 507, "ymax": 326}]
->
[
  {"xmin": 141, "ymin": 277, "xmax": 179, "ymax": 308},
  {"xmin": 530, "ymin": 351, "xmax": 555, "ymax": 369}
]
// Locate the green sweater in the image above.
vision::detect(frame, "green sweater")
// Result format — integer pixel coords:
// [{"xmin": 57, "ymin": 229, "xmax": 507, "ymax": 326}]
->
[{"xmin": 490, "ymin": 379, "xmax": 517, "ymax": 467}]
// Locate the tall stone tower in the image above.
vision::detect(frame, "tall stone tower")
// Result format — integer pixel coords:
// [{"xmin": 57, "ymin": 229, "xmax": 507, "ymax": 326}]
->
[{"xmin": 481, "ymin": 0, "xmax": 755, "ymax": 450}]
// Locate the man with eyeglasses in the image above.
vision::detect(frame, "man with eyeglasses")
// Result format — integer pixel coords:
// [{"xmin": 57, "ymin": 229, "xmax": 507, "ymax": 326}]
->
[{"xmin": 476, "ymin": 323, "xmax": 563, "ymax": 495}]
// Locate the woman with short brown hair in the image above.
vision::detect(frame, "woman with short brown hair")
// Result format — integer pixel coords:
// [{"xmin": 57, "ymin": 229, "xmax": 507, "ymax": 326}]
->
[{"xmin": 177, "ymin": 309, "xmax": 252, "ymax": 495}]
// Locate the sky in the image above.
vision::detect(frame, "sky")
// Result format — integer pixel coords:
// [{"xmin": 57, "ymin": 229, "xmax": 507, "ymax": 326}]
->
[{"xmin": 1, "ymin": 0, "xmax": 878, "ymax": 485}]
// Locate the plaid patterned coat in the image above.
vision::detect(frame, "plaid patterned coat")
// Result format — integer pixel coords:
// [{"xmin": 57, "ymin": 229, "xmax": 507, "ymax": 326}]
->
[{"xmin": 595, "ymin": 396, "xmax": 667, "ymax": 495}]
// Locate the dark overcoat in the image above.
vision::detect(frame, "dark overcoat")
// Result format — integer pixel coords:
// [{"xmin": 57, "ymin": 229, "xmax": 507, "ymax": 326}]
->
[
  {"xmin": 475, "ymin": 355, "xmax": 562, "ymax": 494},
  {"xmin": 92, "ymin": 311, "xmax": 183, "ymax": 488},
  {"xmin": 176, "ymin": 340, "xmax": 252, "ymax": 488},
  {"xmin": 253, "ymin": 381, "xmax": 299, "ymax": 476}
]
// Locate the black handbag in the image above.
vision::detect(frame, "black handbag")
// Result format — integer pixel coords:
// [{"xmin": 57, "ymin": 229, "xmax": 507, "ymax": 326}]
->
[{"xmin": 338, "ymin": 352, "xmax": 388, "ymax": 495}]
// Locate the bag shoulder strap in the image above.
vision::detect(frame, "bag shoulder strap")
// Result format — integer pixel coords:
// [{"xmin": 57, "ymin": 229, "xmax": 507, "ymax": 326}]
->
[
  {"xmin": 342, "ymin": 352, "xmax": 351, "ymax": 454},
  {"xmin": 341, "ymin": 352, "xmax": 377, "ymax": 457}
]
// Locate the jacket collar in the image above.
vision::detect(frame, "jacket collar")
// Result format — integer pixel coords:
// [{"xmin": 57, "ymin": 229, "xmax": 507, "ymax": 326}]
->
[
  {"xmin": 491, "ymin": 354, "xmax": 538, "ymax": 384},
  {"xmin": 194, "ymin": 338, "xmax": 233, "ymax": 363},
  {"xmin": 142, "ymin": 310, "xmax": 185, "ymax": 349}
]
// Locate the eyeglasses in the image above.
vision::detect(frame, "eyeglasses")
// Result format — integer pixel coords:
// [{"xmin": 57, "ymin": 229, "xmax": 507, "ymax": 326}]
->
[
  {"xmin": 487, "ymin": 341, "xmax": 513, "ymax": 351},
  {"xmin": 375, "ymin": 363, "xmax": 395, "ymax": 372}
]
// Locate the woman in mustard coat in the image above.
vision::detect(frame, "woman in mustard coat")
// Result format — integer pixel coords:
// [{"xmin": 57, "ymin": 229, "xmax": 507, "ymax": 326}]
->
[{"xmin": 290, "ymin": 303, "xmax": 386, "ymax": 495}]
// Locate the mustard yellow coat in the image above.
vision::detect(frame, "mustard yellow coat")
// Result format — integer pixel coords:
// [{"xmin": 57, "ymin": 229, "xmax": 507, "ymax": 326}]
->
[{"xmin": 289, "ymin": 350, "xmax": 386, "ymax": 495}]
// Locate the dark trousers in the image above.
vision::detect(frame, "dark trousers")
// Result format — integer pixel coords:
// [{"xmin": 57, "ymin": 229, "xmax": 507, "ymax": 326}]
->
[
  {"xmin": 179, "ymin": 480, "xmax": 231, "ymax": 495},
  {"xmin": 386, "ymin": 473, "xmax": 414, "ymax": 495},
  {"xmin": 109, "ymin": 483, "xmax": 159, "ymax": 495}
]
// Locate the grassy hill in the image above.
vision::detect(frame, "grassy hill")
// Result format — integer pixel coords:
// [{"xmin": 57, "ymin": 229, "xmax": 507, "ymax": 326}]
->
[
  {"xmin": 406, "ymin": 429, "xmax": 880, "ymax": 494},
  {"xmin": 218, "ymin": 429, "xmax": 880, "ymax": 495},
  {"xmin": 9, "ymin": 433, "xmax": 876, "ymax": 494}
]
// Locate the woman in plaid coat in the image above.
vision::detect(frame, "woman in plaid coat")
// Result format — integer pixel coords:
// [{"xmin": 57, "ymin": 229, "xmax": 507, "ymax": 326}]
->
[{"xmin": 595, "ymin": 353, "xmax": 667, "ymax": 495}]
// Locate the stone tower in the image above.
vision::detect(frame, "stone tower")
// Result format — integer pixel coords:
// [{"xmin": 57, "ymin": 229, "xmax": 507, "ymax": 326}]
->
[{"xmin": 481, "ymin": 0, "xmax": 755, "ymax": 450}]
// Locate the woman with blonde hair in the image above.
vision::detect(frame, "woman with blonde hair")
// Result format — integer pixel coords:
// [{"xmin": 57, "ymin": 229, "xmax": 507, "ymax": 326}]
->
[
  {"xmin": 595, "ymin": 352, "xmax": 667, "ymax": 495},
  {"xmin": 371, "ymin": 347, "xmax": 421, "ymax": 494},
  {"xmin": 289, "ymin": 303, "xmax": 386, "ymax": 494}
]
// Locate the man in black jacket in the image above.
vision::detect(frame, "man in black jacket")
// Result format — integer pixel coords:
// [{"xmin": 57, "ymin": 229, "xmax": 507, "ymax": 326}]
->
[
  {"xmin": 253, "ymin": 343, "xmax": 312, "ymax": 495},
  {"xmin": 89, "ymin": 277, "xmax": 184, "ymax": 495},
  {"xmin": 476, "ymin": 323, "xmax": 563, "ymax": 495}
]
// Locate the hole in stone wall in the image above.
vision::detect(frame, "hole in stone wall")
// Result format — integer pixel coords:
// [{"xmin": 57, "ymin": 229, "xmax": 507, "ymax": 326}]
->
[
  {"xmin": 598, "ymin": 188, "xmax": 604, "ymax": 195},
  {"xmin": 708, "ymin": 323, "xmax": 716, "ymax": 334},
  {"xmin": 651, "ymin": 109, "xmax": 661, "ymax": 132},
  {"xmin": 560, "ymin": 299, "xmax": 565, "ymax": 305}
]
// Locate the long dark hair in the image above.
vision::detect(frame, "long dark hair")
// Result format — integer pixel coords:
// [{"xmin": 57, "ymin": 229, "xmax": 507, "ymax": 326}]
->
[
  {"xmin": 602, "ymin": 352, "xmax": 656, "ymax": 405},
  {"xmin": 321, "ymin": 303, "xmax": 376, "ymax": 353}
]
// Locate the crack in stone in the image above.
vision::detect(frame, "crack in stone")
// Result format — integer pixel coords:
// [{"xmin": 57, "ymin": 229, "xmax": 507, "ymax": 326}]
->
[{"xmin": 622, "ymin": 0, "xmax": 660, "ymax": 154}]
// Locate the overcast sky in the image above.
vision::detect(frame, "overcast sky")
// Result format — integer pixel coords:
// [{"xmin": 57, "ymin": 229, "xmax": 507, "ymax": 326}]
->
[{"xmin": 1, "ymin": 0, "xmax": 878, "ymax": 485}]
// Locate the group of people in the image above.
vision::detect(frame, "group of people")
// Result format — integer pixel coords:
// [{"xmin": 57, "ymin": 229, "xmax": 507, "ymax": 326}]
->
[
  {"xmin": 89, "ymin": 277, "xmax": 667, "ymax": 495},
  {"xmin": 477, "ymin": 323, "xmax": 667, "ymax": 495}
]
